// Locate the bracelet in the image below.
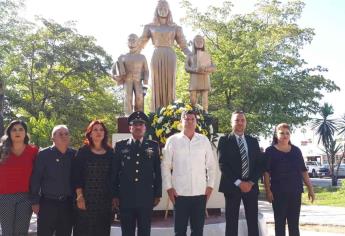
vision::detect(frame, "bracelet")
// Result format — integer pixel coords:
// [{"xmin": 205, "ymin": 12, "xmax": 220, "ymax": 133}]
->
[{"xmin": 76, "ymin": 195, "xmax": 83, "ymax": 201}]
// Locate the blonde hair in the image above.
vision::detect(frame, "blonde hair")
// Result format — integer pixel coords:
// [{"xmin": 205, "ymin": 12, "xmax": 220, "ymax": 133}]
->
[
  {"xmin": 276, "ymin": 123, "xmax": 290, "ymax": 131},
  {"xmin": 272, "ymin": 123, "xmax": 291, "ymax": 145}
]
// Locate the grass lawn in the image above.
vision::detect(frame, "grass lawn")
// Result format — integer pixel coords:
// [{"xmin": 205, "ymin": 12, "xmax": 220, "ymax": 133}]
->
[
  {"xmin": 259, "ymin": 180, "xmax": 345, "ymax": 207},
  {"xmin": 302, "ymin": 180, "xmax": 345, "ymax": 207}
]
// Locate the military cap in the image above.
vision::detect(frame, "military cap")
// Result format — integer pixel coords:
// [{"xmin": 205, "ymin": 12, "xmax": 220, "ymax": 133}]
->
[{"xmin": 128, "ymin": 111, "xmax": 148, "ymax": 125}]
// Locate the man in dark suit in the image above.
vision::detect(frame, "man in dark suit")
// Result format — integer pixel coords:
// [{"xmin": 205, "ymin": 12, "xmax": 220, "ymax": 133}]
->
[
  {"xmin": 218, "ymin": 111, "xmax": 262, "ymax": 236},
  {"xmin": 112, "ymin": 111, "xmax": 162, "ymax": 236}
]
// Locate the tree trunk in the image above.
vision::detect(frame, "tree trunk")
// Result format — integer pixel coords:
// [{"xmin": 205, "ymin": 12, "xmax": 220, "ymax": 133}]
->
[{"xmin": 332, "ymin": 175, "xmax": 338, "ymax": 186}]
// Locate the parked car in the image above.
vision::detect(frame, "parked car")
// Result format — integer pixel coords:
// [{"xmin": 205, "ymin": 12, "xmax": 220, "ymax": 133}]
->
[
  {"xmin": 317, "ymin": 164, "xmax": 345, "ymax": 178},
  {"xmin": 305, "ymin": 161, "xmax": 322, "ymax": 178},
  {"xmin": 317, "ymin": 164, "xmax": 330, "ymax": 177},
  {"xmin": 336, "ymin": 164, "xmax": 345, "ymax": 178}
]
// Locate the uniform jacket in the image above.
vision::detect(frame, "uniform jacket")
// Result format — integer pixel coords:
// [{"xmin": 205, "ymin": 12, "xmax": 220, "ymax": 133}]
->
[{"xmin": 112, "ymin": 138, "xmax": 162, "ymax": 208}]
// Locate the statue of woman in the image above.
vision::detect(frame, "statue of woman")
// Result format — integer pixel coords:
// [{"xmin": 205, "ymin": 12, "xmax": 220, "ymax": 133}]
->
[{"xmin": 137, "ymin": 0, "xmax": 190, "ymax": 111}]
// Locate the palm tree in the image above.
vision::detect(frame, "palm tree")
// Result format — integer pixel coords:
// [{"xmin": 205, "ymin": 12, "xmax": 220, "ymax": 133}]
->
[
  {"xmin": 337, "ymin": 113, "xmax": 345, "ymax": 136},
  {"xmin": 311, "ymin": 103, "xmax": 340, "ymax": 186},
  {"xmin": 336, "ymin": 113, "xmax": 345, "ymax": 176},
  {"xmin": 311, "ymin": 103, "xmax": 337, "ymax": 147},
  {"xmin": 323, "ymin": 140, "xmax": 342, "ymax": 186}
]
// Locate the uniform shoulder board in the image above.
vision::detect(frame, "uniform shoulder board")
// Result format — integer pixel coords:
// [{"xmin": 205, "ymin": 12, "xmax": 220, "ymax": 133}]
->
[{"xmin": 147, "ymin": 139, "xmax": 159, "ymax": 146}]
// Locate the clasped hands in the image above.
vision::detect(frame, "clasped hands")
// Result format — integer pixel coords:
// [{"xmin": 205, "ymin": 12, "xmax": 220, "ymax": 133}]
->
[
  {"xmin": 239, "ymin": 181, "xmax": 254, "ymax": 193},
  {"xmin": 195, "ymin": 66, "xmax": 210, "ymax": 73}
]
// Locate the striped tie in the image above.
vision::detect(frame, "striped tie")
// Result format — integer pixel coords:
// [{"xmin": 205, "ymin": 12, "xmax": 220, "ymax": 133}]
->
[{"xmin": 238, "ymin": 136, "xmax": 249, "ymax": 179}]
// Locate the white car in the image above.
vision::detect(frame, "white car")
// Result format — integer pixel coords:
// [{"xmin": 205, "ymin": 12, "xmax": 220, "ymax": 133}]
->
[
  {"xmin": 334, "ymin": 164, "xmax": 345, "ymax": 177},
  {"xmin": 305, "ymin": 161, "xmax": 322, "ymax": 178}
]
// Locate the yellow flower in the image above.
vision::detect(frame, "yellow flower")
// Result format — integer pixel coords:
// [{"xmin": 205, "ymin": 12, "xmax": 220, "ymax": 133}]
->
[
  {"xmin": 172, "ymin": 121, "xmax": 180, "ymax": 129},
  {"xmin": 185, "ymin": 104, "xmax": 192, "ymax": 110},
  {"xmin": 155, "ymin": 129, "xmax": 163, "ymax": 138},
  {"xmin": 152, "ymin": 115, "xmax": 158, "ymax": 125},
  {"xmin": 176, "ymin": 107, "xmax": 185, "ymax": 115},
  {"xmin": 160, "ymin": 136, "xmax": 166, "ymax": 144}
]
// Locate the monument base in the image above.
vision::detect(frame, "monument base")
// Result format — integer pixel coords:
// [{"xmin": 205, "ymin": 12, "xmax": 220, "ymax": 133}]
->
[{"xmin": 117, "ymin": 116, "xmax": 129, "ymax": 133}]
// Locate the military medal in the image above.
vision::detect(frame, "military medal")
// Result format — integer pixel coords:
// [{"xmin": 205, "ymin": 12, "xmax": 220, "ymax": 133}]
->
[
  {"xmin": 121, "ymin": 148, "xmax": 130, "ymax": 155},
  {"xmin": 146, "ymin": 147, "xmax": 154, "ymax": 158}
]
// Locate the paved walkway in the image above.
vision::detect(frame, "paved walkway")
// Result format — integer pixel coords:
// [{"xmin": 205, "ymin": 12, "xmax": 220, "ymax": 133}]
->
[
  {"xmin": 2, "ymin": 201, "xmax": 345, "ymax": 235},
  {"xmin": 259, "ymin": 200, "xmax": 345, "ymax": 227}
]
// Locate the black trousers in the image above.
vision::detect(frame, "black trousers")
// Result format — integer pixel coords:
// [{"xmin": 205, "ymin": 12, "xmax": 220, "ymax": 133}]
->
[
  {"xmin": 174, "ymin": 195, "xmax": 206, "ymax": 236},
  {"xmin": 272, "ymin": 192, "xmax": 301, "ymax": 236},
  {"xmin": 120, "ymin": 207, "xmax": 152, "ymax": 236},
  {"xmin": 37, "ymin": 197, "xmax": 73, "ymax": 236},
  {"xmin": 224, "ymin": 186, "xmax": 259, "ymax": 236}
]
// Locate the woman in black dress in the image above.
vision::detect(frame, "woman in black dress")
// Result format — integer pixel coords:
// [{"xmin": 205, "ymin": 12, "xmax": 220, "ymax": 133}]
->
[
  {"xmin": 72, "ymin": 120, "xmax": 114, "ymax": 236},
  {"xmin": 263, "ymin": 123, "xmax": 315, "ymax": 236}
]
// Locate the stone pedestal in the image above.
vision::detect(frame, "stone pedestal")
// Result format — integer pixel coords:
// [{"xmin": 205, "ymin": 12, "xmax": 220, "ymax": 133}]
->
[{"xmin": 117, "ymin": 116, "xmax": 129, "ymax": 133}]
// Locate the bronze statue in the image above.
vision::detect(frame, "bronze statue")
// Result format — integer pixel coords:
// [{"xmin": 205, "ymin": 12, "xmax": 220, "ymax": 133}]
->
[
  {"xmin": 136, "ymin": 0, "xmax": 190, "ymax": 111},
  {"xmin": 112, "ymin": 34, "xmax": 149, "ymax": 116},
  {"xmin": 185, "ymin": 35, "xmax": 216, "ymax": 112}
]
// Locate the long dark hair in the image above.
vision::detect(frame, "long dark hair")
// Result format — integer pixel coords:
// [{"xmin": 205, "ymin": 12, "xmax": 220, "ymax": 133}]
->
[
  {"xmin": 0, "ymin": 120, "xmax": 29, "ymax": 164},
  {"xmin": 272, "ymin": 123, "xmax": 292, "ymax": 145},
  {"xmin": 83, "ymin": 120, "xmax": 110, "ymax": 150}
]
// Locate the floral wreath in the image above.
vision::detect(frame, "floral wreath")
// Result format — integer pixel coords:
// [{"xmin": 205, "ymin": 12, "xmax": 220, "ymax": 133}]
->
[{"xmin": 146, "ymin": 101, "xmax": 217, "ymax": 146}]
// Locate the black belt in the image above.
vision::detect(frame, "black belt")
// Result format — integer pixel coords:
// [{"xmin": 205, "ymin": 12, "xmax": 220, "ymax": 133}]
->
[{"xmin": 42, "ymin": 194, "xmax": 71, "ymax": 201}]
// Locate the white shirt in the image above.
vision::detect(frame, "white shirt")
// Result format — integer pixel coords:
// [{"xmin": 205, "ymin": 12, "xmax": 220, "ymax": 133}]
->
[{"xmin": 162, "ymin": 132, "xmax": 217, "ymax": 196}]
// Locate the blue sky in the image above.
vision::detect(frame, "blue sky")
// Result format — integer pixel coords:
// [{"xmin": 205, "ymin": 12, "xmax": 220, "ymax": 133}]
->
[{"xmin": 23, "ymin": 0, "xmax": 345, "ymax": 117}]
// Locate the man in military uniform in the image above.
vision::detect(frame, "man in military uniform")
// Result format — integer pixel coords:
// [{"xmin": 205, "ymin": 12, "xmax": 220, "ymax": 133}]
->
[{"xmin": 112, "ymin": 111, "xmax": 162, "ymax": 236}]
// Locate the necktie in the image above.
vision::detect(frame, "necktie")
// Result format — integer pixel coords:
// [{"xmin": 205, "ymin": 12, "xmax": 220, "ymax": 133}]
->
[
  {"xmin": 238, "ymin": 136, "xmax": 249, "ymax": 179},
  {"xmin": 135, "ymin": 140, "xmax": 141, "ymax": 149}
]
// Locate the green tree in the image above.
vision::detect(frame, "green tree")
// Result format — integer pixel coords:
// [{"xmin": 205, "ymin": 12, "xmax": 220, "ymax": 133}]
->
[
  {"xmin": 175, "ymin": 47, "xmax": 190, "ymax": 104},
  {"xmin": 4, "ymin": 18, "xmax": 122, "ymax": 147},
  {"xmin": 180, "ymin": 0, "xmax": 339, "ymax": 135},
  {"xmin": 311, "ymin": 103, "xmax": 342, "ymax": 186},
  {"xmin": 0, "ymin": 0, "xmax": 30, "ymax": 135},
  {"xmin": 28, "ymin": 112, "xmax": 57, "ymax": 147}
]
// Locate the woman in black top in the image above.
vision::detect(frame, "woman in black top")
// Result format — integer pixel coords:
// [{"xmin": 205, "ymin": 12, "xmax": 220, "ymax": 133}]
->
[
  {"xmin": 263, "ymin": 123, "xmax": 315, "ymax": 236},
  {"xmin": 72, "ymin": 120, "xmax": 114, "ymax": 236}
]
